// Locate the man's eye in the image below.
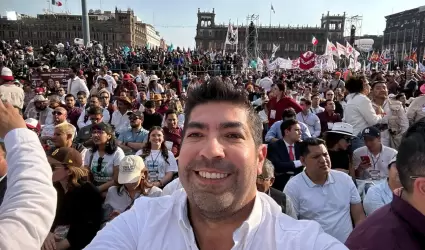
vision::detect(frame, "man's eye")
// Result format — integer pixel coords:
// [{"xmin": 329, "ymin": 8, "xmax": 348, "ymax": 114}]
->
[
  {"xmin": 187, "ymin": 133, "xmax": 203, "ymax": 138},
  {"xmin": 225, "ymin": 133, "xmax": 243, "ymax": 139}
]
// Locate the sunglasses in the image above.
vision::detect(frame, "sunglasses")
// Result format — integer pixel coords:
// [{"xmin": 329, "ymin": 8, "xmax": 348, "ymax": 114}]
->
[
  {"xmin": 100, "ymin": 96, "xmax": 109, "ymax": 99},
  {"xmin": 52, "ymin": 111, "xmax": 63, "ymax": 116},
  {"xmin": 129, "ymin": 116, "xmax": 140, "ymax": 121}
]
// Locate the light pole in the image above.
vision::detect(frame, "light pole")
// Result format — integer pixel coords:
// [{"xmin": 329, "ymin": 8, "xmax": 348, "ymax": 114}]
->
[{"xmin": 81, "ymin": 0, "xmax": 90, "ymax": 46}]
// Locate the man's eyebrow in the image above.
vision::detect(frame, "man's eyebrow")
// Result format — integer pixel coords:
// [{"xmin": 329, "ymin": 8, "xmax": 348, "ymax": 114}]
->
[
  {"xmin": 186, "ymin": 121, "xmax": 207, "ymax": 130},
  {"xmin": 219, "ymin": 121, "xmax": 244, "ymax": 130}
]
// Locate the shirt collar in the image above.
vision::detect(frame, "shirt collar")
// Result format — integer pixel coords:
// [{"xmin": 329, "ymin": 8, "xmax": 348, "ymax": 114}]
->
[
  {"xmin": 301, "ymin": 170, "xmax": 335, "ymax": 188},
  {"xmin": 178, "ymin": 190, "xmax": 263, "ymax": 244},
  {"xmin": 391, "ymin": 194, "xmax": 425, "ymax": 237},
  {"xmin": 282, "ymin": 139, "xmax": 294, "ymax": 147},
  {"xmin": 0, "ymin": 175, "xmax": 6, "ymax": 183}
]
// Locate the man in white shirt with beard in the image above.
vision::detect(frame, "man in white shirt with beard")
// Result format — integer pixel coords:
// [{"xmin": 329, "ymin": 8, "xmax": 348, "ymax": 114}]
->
[{"xmin": 85, "ymin": 78, "xmax": 347, "ymax": 250}]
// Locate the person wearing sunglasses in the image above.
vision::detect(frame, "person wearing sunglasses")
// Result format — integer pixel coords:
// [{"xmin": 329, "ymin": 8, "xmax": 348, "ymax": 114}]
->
[
  {"xmin": 40, "ymin": 107, "xmax": 68, "ymax": 147},
  {"xmin": 323, "ymin": 122, "xmax": 356, "ymax": 177},
  {"xmin": 83, "ymin": 122, "xmax": 125, "ymax": 197},
  {"xmin": 43, "ymin": 147, "xmax": 103, "ymax": 250}
]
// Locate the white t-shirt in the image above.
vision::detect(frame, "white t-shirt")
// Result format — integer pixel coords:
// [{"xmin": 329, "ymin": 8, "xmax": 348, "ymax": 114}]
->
[
  {"xmin": 84, "ymin": 147, "xmax": 125, "ymax": 185},
  {"xmin": 135, "ymin": 149, "xmax": 178, "ymax": 182}
]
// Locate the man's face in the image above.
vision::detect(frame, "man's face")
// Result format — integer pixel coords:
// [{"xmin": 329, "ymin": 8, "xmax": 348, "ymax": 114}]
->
[
  {"xmin": 325, "ymin": 101, "xmax": 335, "ymax": 112},
  {"xmin": 372, "ymin": 83, "xmax": 388, "ymax": 99},
  {"xmin": 312, "ymin": 96, "xmax": 320, "ymax": 106},
  {"xmin": 145, "ymin": 107, "xmax": 155, "ymax": 114},
  {"xmin": 300, "ymin": 101, "xmax": 310, "ymax": 112},
  {"xmin": 285, "ymin": 124, "xmax": 301, "ymax": 142},
  {"xmin": 129, "ymin": 115, "xmax": 142, "ymax": 128},
  {"xmin": 35, "ymin": 101, "xmax": 47, "ymax": 110},
  {"xmin": 99, "ymin": 93, "xmax": 110, "ymax": 106},
  {"xmin": 90, "ymin": 97, "xmax": 100, "ymax": 108},
  {"xmin": 301, "ymin": 144, "xmax": 331, "ymax": 176},
  {"xmin": 89, "ymin": 114, "xmax": 103, "ymax": 124},
  {"xmin": 364, "ymin": 136, "xmax": 380, "ymax": 151},
  {"xmin": 325, "ymin": 91, "xmax": 335, "ymax": 100},
  {"xmin": 65, "ymin": 97, "xmax": 75, "ymax": 108},
  {"xmin": 52, "ymin": 108, "xmax": 67, "ymax": 123},
  {"xmin": 179, "ymin": 102, "xmax": 266, "ymax": 219},
  {"xmin": 77, "ymin": 95, "xmax": 87, "ymax": 105},
  {"xmin": 166, "ymin": 113, "xmax": 178, "ymax": 128},
  {"xmin": 256, "ymin": 175, "xmax": 274, "ymax": 193},
  {"xmin": 52, "ymin": 127, "xmax": 68, "ymax": 147}
]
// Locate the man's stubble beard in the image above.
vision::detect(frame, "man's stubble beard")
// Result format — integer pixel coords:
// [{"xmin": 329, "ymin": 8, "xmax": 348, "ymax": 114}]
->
[{"xmin": 182, "ymin": 158, "xmax": 258, "ymax": 221}]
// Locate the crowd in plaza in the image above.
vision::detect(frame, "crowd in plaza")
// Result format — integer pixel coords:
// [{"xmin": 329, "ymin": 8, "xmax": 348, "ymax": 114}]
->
[{"xmin": 0, "ymin": 36, "xmax": 425, "ymax": 250}]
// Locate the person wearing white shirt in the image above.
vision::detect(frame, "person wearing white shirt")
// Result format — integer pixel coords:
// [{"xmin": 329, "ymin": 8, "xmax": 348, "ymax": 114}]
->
[
  {"xmin": 85, "ymin": 76, "xmax": 347, "ymax": 250},
  {"xmin": 258, "ymin": 73, "xmax": 274, "ymax": 93},
  {"xmin": 77, "ymin": 96, "xmax": 111, "ymax": 129},
  {"xmin": 110, "ymin": 97, "xmax": 132, "ymax": 136},
  {"xmin": 311, "ymin": 94, "xmax": 325, "ymax": 114},
  {"xmin": 343, "ymin": 76, "xmax": 386, "ymax": 150},
  {"xmin": 296, "ymin": 98, "xmax": 321, "ymax": 137},
  {"xmin": 284, "ymin": 138, "xmax": 366, "ymax": 243},
  {"xmin": 0, "ymin": 101, "xmax": 57, "ymax": 249},
  {"xmin": 96, "ymin": 68, "xmax": 117, "ymax": 94},
  {"xmin": 67, "ymin": 68, "xmax": 89, "ymax": 98}
]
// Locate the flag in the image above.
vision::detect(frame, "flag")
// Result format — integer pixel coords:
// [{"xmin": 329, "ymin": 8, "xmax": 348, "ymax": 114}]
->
[
  {"xmin": 336, "ymin": 42, "xmax": 346, "ymax": 58},
  {"xmin": 312, "ymin": 36, "xmax": 318, "ymax": 45},
  {"xmin": 52, "ymin": 0, "xmax": 62, "ymax": 6},
  {"xmin": 271, "ymin": 44, "xmax": 280, "ymax": 59},
  {"xmin": 345, "ymin": 42, "xmax": 354, "ymax": 57},
  {"xmin": 325, "ymin": 39, "xmax": 337, "ymax": 57},
  {"xmin": 225, "ymin": 24, "xmax": 238, "ymax": 45},
  {"xmin": 410, "ymin": 48, "xmax": 417, "ymax": 62},
  {"xmin": 271, "ymin": 4, "xmax": 275, "ymax": 14}
]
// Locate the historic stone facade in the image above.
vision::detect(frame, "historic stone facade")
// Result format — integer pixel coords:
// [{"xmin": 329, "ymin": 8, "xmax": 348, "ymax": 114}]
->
[
  {"xmin": 195, "ymin": 9, "xmax": 346, "ymax": 59},
  {"xmin": 0, "ymin": 8, "xmax": 148, "ymax": 48}
]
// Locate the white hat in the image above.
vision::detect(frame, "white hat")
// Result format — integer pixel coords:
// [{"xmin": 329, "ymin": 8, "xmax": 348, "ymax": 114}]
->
[
  {"xmin": 1, "ymin": 67, "xmax": 14, "ymax": 81},
  {"xmin": 118, "ymin": 155, "xmax": 146, "ymax": 184},
  {"xmin": 25, "ymin": 118, "xmax": 39, "ymax": 129},
  {"xmin": 324, "ymin": 122, "xmax": 355, "ymax": 137},
  {"xmin": 150, "ymin": 75, "xmax": 159, "ymax": 81},
  {"xmin": 34, "ymin": 95, "xmax": 48, "ymax": 102}
]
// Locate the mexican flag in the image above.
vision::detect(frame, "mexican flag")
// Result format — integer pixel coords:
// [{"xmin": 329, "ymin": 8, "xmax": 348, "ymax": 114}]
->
[
  {"xmin": 52, "ymin": 0, "xmax": 63, "ymax": 6},
  {"xmin": 312, "ymin": 36, "xmax": 318, "ymax": 45}
]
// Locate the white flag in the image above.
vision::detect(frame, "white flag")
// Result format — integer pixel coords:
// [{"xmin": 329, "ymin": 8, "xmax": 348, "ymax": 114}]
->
[
  {"xmin": 271, "ymin": 44, "xmax": 280, "ymax": 58},
  {"xmin": 225, "ymin": 24, "xmax": 238, "ymax": 45}
]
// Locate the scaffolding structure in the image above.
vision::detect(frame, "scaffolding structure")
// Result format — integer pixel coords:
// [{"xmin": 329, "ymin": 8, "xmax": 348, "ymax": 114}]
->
[
  {"xmin": 344, "ymin": 15, "xmax": 363, "ymax": 39},
  {"xmin": 245, "ymin": 14, "xmax": 261, "ymax": 64}
]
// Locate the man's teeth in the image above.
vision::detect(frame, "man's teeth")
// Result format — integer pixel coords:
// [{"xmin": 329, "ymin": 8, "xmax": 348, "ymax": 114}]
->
[{"xmin": 198, "ymin": 171, "xmax": 229, "ymax": 179}]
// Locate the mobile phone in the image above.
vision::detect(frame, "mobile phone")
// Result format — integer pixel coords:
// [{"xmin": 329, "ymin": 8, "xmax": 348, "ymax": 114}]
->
[{"xmin": 361, "ymin": 156, "xmax": 371, "ymax": 164}]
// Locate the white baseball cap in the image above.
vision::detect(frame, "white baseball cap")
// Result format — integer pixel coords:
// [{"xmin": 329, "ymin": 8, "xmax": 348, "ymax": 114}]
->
[{"xmin": 118, "ymin": 155, "xmax": 146, "ymax": 184}]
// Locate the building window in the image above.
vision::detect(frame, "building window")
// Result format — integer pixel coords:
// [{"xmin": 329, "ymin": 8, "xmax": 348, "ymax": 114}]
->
[{"xmin": 209, "ymin": 30, "xmax": 212, "ymax": 37}]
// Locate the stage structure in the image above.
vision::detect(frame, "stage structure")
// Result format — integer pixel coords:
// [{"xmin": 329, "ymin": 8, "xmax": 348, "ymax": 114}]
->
[{"xmin": 245, "ymin": 14, "xmax": 261, "ymax": 62}]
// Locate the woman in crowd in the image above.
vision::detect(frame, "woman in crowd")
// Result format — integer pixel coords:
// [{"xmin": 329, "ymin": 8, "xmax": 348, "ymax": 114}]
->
[
  {"xmin": 344, "ymin": 75, "xmax": 385, "ymax": 150},
  {"xmin": 323, "ymin": 122, "xmax": 355, "ymax": 178},
  {"xmin": 136, "ymin": 126, "xmax": 178, "ymax": 188},
  {"xmin": 103, "ymin": 155, "xmax": 162, "ymax": 221},
  {"xmin": 83, "ymin": 123, "xmax": 125, "ymax": 196},
  {"xmin": 43, "ymin": 147, "xmax": 103, "ymax": 250}
]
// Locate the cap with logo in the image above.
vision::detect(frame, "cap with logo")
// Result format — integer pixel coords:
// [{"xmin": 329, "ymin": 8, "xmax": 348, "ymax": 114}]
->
[
  {"xmin": 47, "ymin": 147, "xmax": 83, "ymax": 168},
  {"xmin": 361, "ymin": 126, "xmax": 381, "ymax": 138},
  {"xmin": 118, "ymin": 155, "xmax": 146, "ymax": 184}
]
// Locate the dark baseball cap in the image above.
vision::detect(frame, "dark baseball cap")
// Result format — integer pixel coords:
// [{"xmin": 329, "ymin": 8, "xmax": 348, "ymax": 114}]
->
[
  {"xmin": 47, "ymin": 147, "xmax": 83, "ymax": 168},
  {"xmin": 361, "ymin": 126, "xmax": 381, "ymax": 138},
  {"xmin": 127, "ymin": 110, "xmax": 143, "ymax": 118}
]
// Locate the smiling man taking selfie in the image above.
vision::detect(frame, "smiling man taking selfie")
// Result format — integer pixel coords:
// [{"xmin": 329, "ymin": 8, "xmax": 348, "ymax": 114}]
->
[{"xmin": 85, "ymin": 77, "xmax": 347, "ymax": 250}]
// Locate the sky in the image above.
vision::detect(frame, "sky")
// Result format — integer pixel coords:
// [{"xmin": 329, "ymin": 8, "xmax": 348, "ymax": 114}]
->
[{"xmin": 1, "ymin": 0, "xmax": 425, "ymax": 48}]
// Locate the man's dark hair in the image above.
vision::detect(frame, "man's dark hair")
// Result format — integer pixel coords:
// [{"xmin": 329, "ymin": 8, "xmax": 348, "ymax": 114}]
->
[
  {"xmin": 345, "ymin": 76, "xmax": 365, "ymax": 94},
  {"xmin": 281, "ymin": 108, "xmax": 296, "ymax": 120},
  {"xmin": 371, "ymin": 80, "xmax": 386, "ymax": 89},
  {"xmin": 311, "ymin": 93, "xmax": 320, "ymax": 99},
  {"xmin": 300, "ymin": 98, "xmax": 312, "ymax": 106},
  {"xmin": 275, "ymin": 83, "xmax": 286, "ymax": 92},
  {"xmin": 65, "ymin": 94, "xmax": 75, "ymax": 100},
  {"xmin": 396, "ymin": 117, "xmax": 425, "ymax": 192},
  {"xmin": 88, "ymin": 106, "xmax": 103, "ymax": 116},
  {"xmin": 165, "ymin": 109, "xmax": 177, "ymax": 120},
  {"xmin": 90, "ymin": 95, "xmax": 100, "ymax": 101},
  {"xmin": 280, "ymin": 119, "xmax": 298, "ymax": 136},
  {"xmin": 77, "ymin": 91, "xmax": 87, "ymax": 97},
  {"xmin": 144, "ymin": 100, "xmax": 155, "ymax": 109},
  {"xmin": 71, "ymin": 67, "xmax": 78, "ymax": 74},
  {"xmin": 324, "ymin": 99, "xmax": 334, "ymax": 106},
  {"xmin": 299, "ymin": 137, "xmax": 326, "ymax": 157},
  {"xmin": 184, "ymin": 77, "xmax": 263, "ymax": 147}
]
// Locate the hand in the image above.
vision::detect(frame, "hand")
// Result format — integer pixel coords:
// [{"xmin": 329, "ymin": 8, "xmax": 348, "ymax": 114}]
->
[
  {"xmin": 109, "ymin": 210, "xmax": 121, "ymax": 220},
  {"xmin": 358, "ymin": 162, "xmax": 371, "ymax": 171},
  {"xmin": 41, "ymin": 232, "xmax": 57, "ymax": 250},
  {"xmin": 0, "ymin": 100, "xmax": 26, "ymax": 138}
]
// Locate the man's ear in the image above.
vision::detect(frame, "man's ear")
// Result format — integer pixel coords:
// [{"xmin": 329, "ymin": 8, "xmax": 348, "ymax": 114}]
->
[{"xmin": 256, "ymin": 144, "xmax": 267, "ymax": 175}]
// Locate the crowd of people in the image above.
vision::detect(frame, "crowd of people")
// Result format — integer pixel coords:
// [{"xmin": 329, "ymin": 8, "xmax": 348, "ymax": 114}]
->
[{"xmin": 1, "ymin": 40, "xmax": 425, "ymax": 249}]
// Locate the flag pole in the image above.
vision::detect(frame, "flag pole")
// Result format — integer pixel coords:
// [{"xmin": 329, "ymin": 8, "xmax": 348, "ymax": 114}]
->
[{"xmin": 269, "ymin": 4, "xmax": 272, "ymax": 27}]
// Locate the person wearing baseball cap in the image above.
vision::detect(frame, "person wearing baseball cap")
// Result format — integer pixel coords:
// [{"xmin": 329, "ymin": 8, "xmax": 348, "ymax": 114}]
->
[
  {"xmin": 0, "ymin": 66, "xmax": 25, "ymax": 110},
  {"xmin": 353, "ymin": 126, "xmax": 398, "ymax": 187},
  {"xmin": 45, "ymin": 147, "xmax": 103, "ymax": 250},
  {"xmin": 103, "ymin": 156, "xmax": 162, "ymax": 220}
]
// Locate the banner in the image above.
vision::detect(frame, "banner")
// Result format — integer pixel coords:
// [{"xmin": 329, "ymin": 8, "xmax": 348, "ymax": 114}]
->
[
  {"xmin": 29, "ymin": 69, "xmax": 70, "ymax": 89},
  {"xmin": 299, "ymin": 51, "xmax": 316, "ymax": 70},
  {"xmin": 225, "ymin": 24, "xmax": 238, "ymax": 45}
]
